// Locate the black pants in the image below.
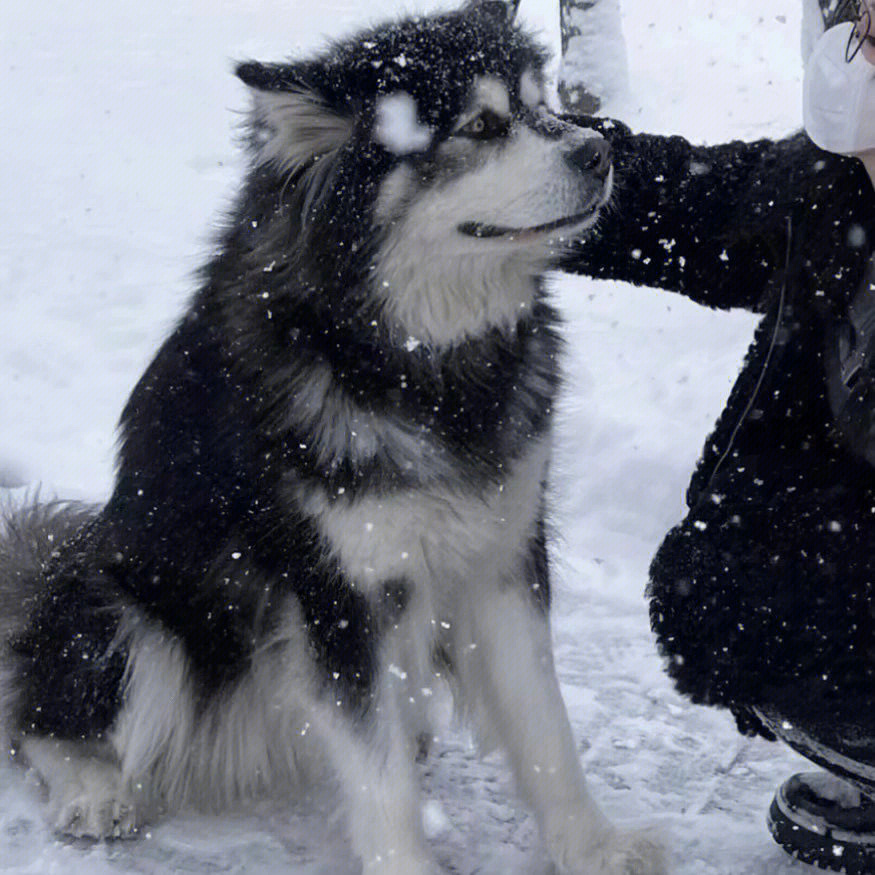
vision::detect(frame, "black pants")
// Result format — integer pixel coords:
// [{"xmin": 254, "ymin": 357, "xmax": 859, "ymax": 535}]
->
[
  {"xmin": 648, "ymin": 467, "xmax": 875, "ymax": 742},
  {"xmin": 757, "ymin": 706, "xmax": 875, "ymax": 797}
]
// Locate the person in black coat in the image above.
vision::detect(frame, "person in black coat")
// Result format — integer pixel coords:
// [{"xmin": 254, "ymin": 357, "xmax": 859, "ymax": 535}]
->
[{"xmin": 562, "ymin": 8, "xmax": 875, "ymax": 870}]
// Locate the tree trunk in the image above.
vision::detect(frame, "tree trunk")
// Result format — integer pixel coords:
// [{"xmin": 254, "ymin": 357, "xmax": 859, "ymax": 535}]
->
[{"xmin": 558, "ymin": 0, "xmax": 628, "ymax": 115}]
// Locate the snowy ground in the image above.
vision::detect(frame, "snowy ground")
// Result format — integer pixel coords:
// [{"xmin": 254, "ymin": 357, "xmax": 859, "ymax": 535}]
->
[{"xmin": 0, "ymin": 0, "xmax": 827, "ymax": 872}]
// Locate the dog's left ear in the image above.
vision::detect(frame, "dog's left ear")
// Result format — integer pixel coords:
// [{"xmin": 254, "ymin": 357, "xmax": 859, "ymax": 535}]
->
[{"xmin": 236, "ymin": 61, "xmax": 353, "ymax": 175}]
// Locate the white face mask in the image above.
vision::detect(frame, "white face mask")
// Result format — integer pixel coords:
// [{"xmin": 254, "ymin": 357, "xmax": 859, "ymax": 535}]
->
[{"xmin": 803, "ymin": 21, "xmax": 875, "ymax": 155}]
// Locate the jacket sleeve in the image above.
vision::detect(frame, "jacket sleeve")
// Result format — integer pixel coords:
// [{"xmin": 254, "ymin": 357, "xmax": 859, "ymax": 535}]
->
[{"xmin": 562, "ymin": 118, "xmax": 852, "ymax": 313}]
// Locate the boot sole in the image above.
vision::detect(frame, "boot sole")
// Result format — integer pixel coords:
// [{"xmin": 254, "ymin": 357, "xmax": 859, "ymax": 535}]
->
[{"xmin": 768, "ymin": 778, "xmax": 875, "ymax": 873}]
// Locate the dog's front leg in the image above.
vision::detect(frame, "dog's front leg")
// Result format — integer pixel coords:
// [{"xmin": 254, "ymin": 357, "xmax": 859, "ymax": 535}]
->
[
  {"xmin": 314, "ymin": 632, "xmax": 439, "ymax": 875},
  {"xmin": 457, "ymin": 579, "xmax": 666, "ymax": 875}
]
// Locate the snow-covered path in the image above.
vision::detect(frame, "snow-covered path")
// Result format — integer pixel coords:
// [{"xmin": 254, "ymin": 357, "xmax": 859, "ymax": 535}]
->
[{"xmin": 0, "ymin": 0, "xmax": 825, "ymax": 871}]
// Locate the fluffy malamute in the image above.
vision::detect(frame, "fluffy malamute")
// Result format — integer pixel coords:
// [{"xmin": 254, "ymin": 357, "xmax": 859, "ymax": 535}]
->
[{"xmin": 1, "ymin": 2, "xmax": 664, "ymax": 872}]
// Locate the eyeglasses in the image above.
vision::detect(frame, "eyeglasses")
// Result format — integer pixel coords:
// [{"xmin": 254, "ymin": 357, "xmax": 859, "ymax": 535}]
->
[{"xmin": 834, "ymin": 0, "xmax": 873, "ymax": 61}]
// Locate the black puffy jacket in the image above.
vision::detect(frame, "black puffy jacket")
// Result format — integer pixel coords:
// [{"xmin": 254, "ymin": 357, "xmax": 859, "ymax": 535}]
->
[{"xmin": 564, "ymin": 118, "xmax": 875, "ymax": 737}]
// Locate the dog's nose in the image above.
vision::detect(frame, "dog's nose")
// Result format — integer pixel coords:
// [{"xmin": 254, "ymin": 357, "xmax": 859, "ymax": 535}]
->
[{"xmin": 565, "ymin": 137, "xmax": 612, "ymax": 180}]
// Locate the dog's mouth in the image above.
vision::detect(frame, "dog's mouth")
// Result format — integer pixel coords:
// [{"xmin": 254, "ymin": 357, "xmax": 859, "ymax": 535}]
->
[{"xmin": 457, "ymin": 206, "xmax": 600, "ymax": 241}]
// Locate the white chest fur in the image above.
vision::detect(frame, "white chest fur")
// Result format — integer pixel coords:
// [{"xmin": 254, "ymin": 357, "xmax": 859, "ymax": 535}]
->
[{"xmin": 293, "ymin": 438, "xmax": 550, "ymax": 594}]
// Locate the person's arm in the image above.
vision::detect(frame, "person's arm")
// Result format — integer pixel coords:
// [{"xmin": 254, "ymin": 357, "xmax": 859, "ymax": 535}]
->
[{"xmin": 563, "ymin": 118, "xmax": 865, "ymax": 312}]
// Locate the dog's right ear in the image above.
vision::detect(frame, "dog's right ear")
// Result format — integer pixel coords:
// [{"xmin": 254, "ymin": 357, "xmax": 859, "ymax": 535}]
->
[{"xmin": 236, "ymin": 61, "xmax": 353, "ymax": 176}]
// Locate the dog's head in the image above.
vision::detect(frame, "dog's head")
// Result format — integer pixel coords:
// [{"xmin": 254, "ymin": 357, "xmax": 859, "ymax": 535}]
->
[{"xmin": 237, "ymin": 0, "xmax": 612, "ymax": 345}]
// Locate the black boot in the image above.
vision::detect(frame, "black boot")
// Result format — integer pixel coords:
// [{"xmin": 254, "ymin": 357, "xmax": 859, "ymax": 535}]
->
[{"xmin": 768, "ymin": 772, "xmax": 875, "ymax": 873}]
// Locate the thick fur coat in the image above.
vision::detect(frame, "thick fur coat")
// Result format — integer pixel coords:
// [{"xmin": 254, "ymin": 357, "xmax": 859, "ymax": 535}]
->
[
  {"xmin": 566, "ymin": 118, "xmax": 875, "ymax": 739},
  {"xmin": 0, "ymin": 3, "xmax": 664, "ymax": 874}
]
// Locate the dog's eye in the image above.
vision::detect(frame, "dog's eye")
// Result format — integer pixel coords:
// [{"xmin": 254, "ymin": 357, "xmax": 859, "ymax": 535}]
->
[{"xmin": 457, "ymin": 110, "xmax": 511, "ymax": 141}]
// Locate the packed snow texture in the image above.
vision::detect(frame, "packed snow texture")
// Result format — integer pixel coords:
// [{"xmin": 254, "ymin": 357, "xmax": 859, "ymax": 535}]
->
[{"xmin": 0, "ymin": 0, "xmax": 829, "ymax": 872}]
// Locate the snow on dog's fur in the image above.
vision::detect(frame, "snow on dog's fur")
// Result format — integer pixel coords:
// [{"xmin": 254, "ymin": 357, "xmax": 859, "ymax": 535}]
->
[{"xmin": 0, "ymin": 2, "xmax": 664, "ymax": 872}]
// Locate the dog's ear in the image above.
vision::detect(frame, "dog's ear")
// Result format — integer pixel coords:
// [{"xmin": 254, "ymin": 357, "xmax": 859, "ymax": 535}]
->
[
  {"xmin": 465, "ymin": 0, "xmax": 520, "ymax": 24},
  {"xmin": 236, "ymin": 61, "xmax": 353, "ymax": 175}
]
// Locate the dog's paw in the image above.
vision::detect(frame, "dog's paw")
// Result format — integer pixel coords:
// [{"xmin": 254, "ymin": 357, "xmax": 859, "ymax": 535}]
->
[
  {"xmin": 362, "ymin": 856, "xmax": 443, "ymax": 875},
  {"xmin": 47, "ymin": 759, "xmax": 141, "ymax": 839},
  {"xmin": 584, "ymin": 827, "xmax": 667, "ymax": 875},
  {"xmin": 549, "ymin": 826, "xmax": 667, "ymax": 875},
  {"xmin": 55, "ymin": 793, "xmax": 140, "ymax": 840}
]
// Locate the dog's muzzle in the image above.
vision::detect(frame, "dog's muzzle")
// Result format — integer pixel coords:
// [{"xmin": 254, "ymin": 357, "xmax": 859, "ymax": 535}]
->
[
  {"xmin": 564, "ymin": 136, "xmax": 612, "ymax": 180},
  {"xmin": 457, "ymin": 134, "xmax": 613, "ymax": 241}
]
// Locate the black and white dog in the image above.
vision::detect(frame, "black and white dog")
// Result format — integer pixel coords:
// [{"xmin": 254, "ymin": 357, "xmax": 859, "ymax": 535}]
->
[{"xmin": 0, "ymin": 2, "xmax": 664, "ymax": 872}]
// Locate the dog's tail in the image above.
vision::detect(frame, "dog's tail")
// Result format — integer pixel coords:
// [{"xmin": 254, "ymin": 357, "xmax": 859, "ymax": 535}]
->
[
  {"xmin": 0, "ymin": 499, "xmax": 97, "ymax": 641},
  {"xmin": 0, "ymin": 499, "xmax": 98, "ymax": 742}
]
